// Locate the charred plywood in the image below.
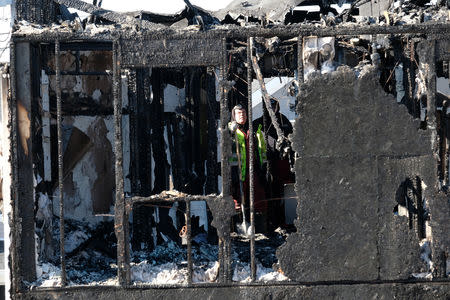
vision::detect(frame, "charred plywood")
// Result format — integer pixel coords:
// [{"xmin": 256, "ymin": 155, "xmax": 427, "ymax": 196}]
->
[
  {"xmin": 120, "ymin": 39, "xmax": 222, "ymax": 68},
  {"xmin": 277, "ymin": 66, "xmax": 436, "ymax": 281}
]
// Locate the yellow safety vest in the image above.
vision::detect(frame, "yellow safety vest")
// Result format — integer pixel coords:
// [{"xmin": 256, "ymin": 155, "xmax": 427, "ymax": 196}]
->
[
  {"xmin": 230, "ymin": 126, "xmax": 267, "ymax": 181},
  {"xmin": 256, "ymin": 124, "xmax": 267, "ymax": 168},
  {"xmin": 235, "ymin": 129, "xmax": 247, "ymax": 181}
]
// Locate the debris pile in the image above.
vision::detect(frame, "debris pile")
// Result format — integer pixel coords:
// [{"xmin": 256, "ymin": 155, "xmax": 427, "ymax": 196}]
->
[{"xmin": 32, "ymin": 216, "xmax": 291, "ymax": 286}]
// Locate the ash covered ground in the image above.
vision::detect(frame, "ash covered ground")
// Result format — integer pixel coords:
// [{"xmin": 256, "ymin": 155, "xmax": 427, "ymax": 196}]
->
[{"xmin": 31, "ymin": 218, "xmax": 291, "ymax": 287}]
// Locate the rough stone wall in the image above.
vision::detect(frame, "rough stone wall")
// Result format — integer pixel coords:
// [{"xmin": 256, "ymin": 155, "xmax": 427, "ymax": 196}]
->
[{"xmin": 277, "ymin": 66, "xmax": 437, "ymax": 281}]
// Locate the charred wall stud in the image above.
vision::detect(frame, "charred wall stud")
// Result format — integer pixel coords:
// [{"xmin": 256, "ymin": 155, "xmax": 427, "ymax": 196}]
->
[
  {"xmin": 247, "ymin": 36, "xmax": 256, "ymax": 282},
  {"xmin": 14, "ymin": 41, "xmax": 37, "ymax": 287},
  {"xmin": 297, "ymin": 35, "xmax": 304, "ymax": 85},
  {"xmin": 113, "ymin": 39, "xmax": 131, "ymax": 286},
  {"xmin": 9, "ymin": 39, "xmax": 21, "ymax": 293},
  {"xmin": 218, "ymin": 37, "xmax": 233, "ymax": 283},
  {"xmin": 206, "ymin": 67, "xmax": 219, "ymax": 195},
  {"xmin": 55, "ymin": 39, "xmax": 67, "ymax": 286}
]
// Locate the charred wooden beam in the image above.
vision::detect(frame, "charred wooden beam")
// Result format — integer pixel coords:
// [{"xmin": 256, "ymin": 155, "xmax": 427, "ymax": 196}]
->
[
  {"xmin": 218, "ymin": 37, "xmax": 233, "ymax": 283},
  {"xmin": 55, "ymin": 40, "xmax": 67, "ymax": 286},
  {"xmin": 247, "ymin": 36, "xmax": 256, "ymax": 282},
  {"xmin": 12, "ymin": 23, "xmax": 450, "ymax": 43},
  {"xmin": 206, "ymin": 67, "xmax": 218, "ymax": 194},
  {"xmin": 59, "ymin": 41, "xmax": 112, "ymax": 52},
  {"xmin": 14, "ymin": 42, "xmax": 37, "ymax": 287},
  {"xmin": 127, "ymin": 192, "xmax": 220, "ymax": 207},
  {"xmin": 297, "ymin": 35, "xmax": 304, "ymax": 85},
  {"xmin": 251, "ymin": 52, "xmax": 287, "ymax": 152},
  {"xmin": 121, "ymin": 38, "xmax": 223, "ymax": 68},
  {"xmin": 44, "ymin": 70, "xmax": 110, "ymax": 76},
  {"xmin": 112, "ymin": 40, "xmax": 131, "ymax": 286},
  {"xmin": 426, "ymin": 39, "xmax": 437, "ymax": 132},
  {"xmin": 9, "ymin": 40, "xmax": 21, "ymax": 293}
]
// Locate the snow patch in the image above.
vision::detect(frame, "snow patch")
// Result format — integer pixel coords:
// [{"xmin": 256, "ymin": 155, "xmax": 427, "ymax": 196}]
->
[
  {"xmin": 34, "ymin": 263, "xmax": 62, "ymax": 287},
  {"xmin": 412, "ymin": 239, "xmax": 433, "ymax": 279},
  {"xmin": 232, "ymin": 262, "xmax": 288, "ymax": 282},
  {"xmin": 73, "ymin": 76, "xmax": 82, "ymax": 93},
  {"xmin": 92, "ymin": 89, "xmax": 102, "ymax": 102}
]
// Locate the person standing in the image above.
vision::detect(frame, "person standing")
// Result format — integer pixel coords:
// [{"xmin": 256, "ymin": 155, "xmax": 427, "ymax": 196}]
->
[
  {"xmin": 228, "ymin": 104, "xmax": 267, "ymax": 232},
  {"xmin": 253, "ymin": 97, "xmax": 294, "ymax": 230}
]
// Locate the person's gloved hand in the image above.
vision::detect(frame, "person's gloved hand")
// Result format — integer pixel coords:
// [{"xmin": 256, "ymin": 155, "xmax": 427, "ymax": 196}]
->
[
  {"xmin": 233, "ymin": 199, "xmax": 241, "ymax": 210},
  {"xmin": 228, "ymin": 121, "xmax": 238, "ymax": 133}
]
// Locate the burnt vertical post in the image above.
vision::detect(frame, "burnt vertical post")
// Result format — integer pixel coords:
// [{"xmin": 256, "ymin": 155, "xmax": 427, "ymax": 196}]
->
[
  {"xmin": 219, "ymin": 37, "xmax": 232, "ymax": 282},
  {"xmin": 220, "ymin": 38, "xmax": 231, "ymax": 198},
  {"xmin": 247, "ymin": 36, "xmax": 256, "ymax": 282},
  {"xmin": 9, "ymin": 40, "xmax": 20, "ymax": 293},
  {"xmin": 14, "ymin": 41, "xmax": 37, "ymax": 286},
  {"xmin": 426, "ymin": 39, "xmax": 437, "ymax": 132},
  {"xmin": 113, "ymin": 39, "xmax": 131, "ymax": 286},
  {"xmin": 296, "ymin": 35, "xmax": 304, "ymax": 110},
  {"xmin": 206, "ymin": 67, "xmax": 218, "ymax": 194},
  {"xmin": 418, "ymin": 37, "xmax": 448, "ymax": 278},
  {"xmin": 55, "ymin": 40, "xmax": 66, "ymax": 286},
  {"xmin": 408, "ymin": 39, "xmax": 417, "ymax": 117},
  {"xmin": 297, "ymin": 35, "xmax": 304, "ymax": 85}
]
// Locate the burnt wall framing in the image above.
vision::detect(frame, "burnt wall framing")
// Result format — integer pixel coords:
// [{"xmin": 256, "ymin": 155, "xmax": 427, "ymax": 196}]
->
[{"xmin": 8, "ymin": 22, "xmax": 450, "ymax": 295}]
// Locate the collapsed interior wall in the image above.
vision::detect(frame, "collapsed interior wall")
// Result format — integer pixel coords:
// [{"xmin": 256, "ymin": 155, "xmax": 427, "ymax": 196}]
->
[{"xmin": 36, "ymin": 46, "xmax": 117, "ymax": 224}]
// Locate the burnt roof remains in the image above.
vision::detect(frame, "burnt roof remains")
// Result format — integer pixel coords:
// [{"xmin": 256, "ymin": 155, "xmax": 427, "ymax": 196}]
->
[{"xmin": 215, "ymin": 0, "xmax": 307, "ymax": 23}]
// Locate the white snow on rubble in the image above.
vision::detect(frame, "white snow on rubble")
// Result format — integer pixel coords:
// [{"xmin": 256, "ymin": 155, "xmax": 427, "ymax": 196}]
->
[
  {"xmin": 232, "ymin": 263, "xmax": 288, "ymax": 282},
  {"xmin": 130, "ymin": 260, "xmax": 287, "ymax": 285},
  {"xmin": 411, "ymin": 239, "xmax": 433, "ymax": 279}
]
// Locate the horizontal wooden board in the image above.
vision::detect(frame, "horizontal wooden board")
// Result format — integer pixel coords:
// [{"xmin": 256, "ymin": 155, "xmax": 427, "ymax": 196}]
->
[{"xmin": 121, "ymin": 38, "xmax": 222, "ymax": 67}]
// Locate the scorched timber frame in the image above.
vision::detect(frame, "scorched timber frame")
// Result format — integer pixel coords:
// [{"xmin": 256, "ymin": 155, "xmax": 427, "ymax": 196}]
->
[{"xmin": 8, "ymin": 22, "xmax": 450, "ymax": 294}]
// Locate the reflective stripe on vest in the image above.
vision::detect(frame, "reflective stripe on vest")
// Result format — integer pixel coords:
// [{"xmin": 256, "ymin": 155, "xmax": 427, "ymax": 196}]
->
[
  {"xmin": 256, "ymin": 124, "xmax": 267, "ymax": 167},
  {"xmin": 236, "ymin": 129, "xmax": 246, "ymax": 181}
]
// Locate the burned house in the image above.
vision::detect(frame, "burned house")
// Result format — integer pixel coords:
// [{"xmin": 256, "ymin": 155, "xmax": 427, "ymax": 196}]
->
[{"xmin": 0, "ymin": 0, "xmax": 448, "ymax": 298}]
